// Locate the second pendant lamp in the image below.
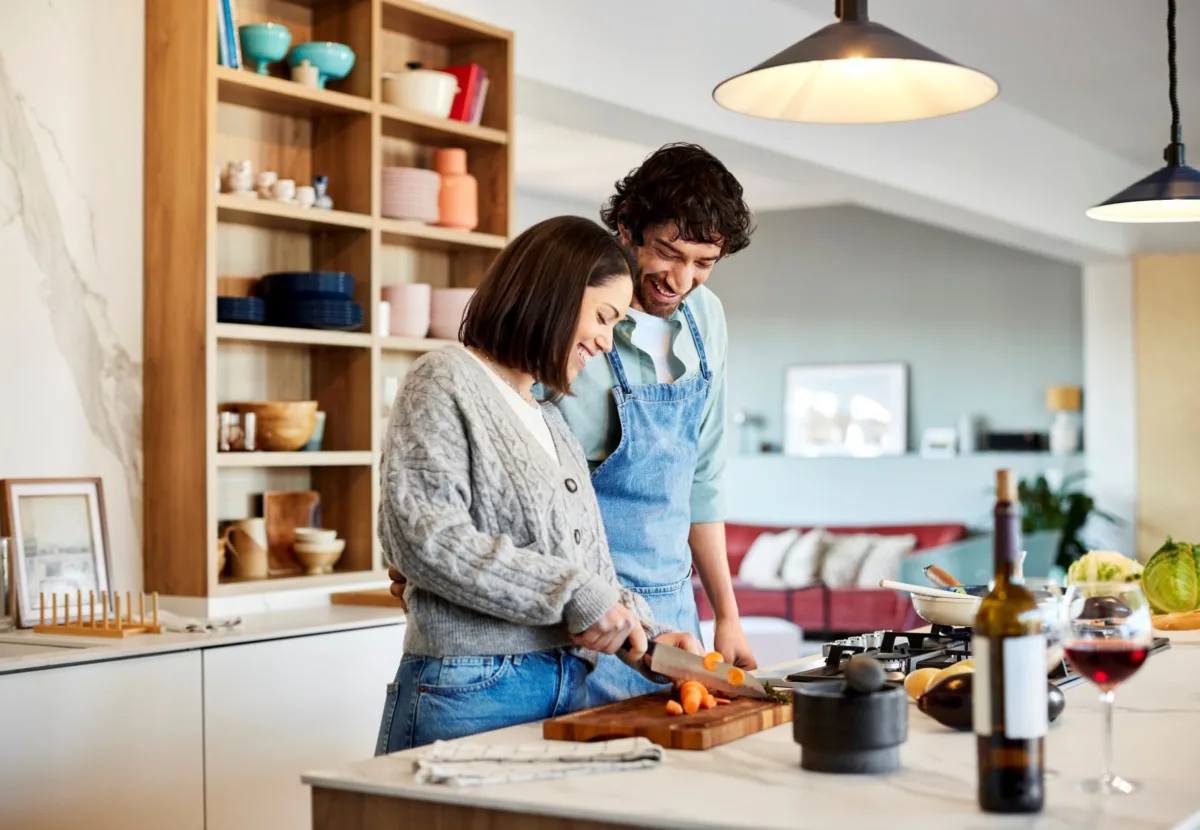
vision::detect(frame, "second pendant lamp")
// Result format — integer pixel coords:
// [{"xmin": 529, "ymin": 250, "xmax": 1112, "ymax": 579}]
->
[{"xmin": 712, "ymin": 0, "xmax": 998, "ymax": 124}]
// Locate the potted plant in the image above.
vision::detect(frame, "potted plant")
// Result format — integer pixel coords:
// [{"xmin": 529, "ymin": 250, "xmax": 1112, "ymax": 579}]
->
[{"xmin": 1017, "ymin": 472, "xmax": 1122, "ymax": 571}]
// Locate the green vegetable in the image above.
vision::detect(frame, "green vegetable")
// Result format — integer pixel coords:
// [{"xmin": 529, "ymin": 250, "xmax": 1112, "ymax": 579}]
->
[
  {"xmin": 1066, "ymin": 549, "xmax": 1144, "ymax": 585},
  {"xmin": 1142, "ymin": 537, "xmax": 1200, "ymax": 614}
]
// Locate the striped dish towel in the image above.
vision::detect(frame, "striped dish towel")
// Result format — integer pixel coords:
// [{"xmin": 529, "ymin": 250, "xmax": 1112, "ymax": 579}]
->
[{"xmin": 412, "ymin": 737, "xmax": 665, "ymax": 787}]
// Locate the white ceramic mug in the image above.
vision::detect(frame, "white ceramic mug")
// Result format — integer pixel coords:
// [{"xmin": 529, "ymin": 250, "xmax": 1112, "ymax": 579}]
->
[
  {"xmin": 256, "ymin": 170, "xmax": 278, "ymax": 198},
  {"xmin": 296, "ymin": 185, "xmax": 316, "ymax": 208},
  {"xmin": 272, "ymin": 178, "xmax": 296, "ymax": 203},
  {"xmin": 292, "ymin": 59, "xmax": 320, "ymax": 88},
  {"xmin": 221, "ymin": 518, "xmax": 269, "ymax": 579}
]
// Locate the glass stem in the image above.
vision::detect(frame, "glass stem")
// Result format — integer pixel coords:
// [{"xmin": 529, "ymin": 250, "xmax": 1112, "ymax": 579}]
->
[{"xmin": 1101, "ymin": 689, "xmax": 1115, "ymax": 782}]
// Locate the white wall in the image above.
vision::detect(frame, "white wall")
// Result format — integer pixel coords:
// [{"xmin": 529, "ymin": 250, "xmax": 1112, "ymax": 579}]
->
[
  {"xmin": 1081, "ymin": 261, "xmax": 1138, "ymax": 556},
  {"xmin": 514, "ymin": 188, "xmax": 601, "ymax": 232},
  {"xmin": 0, "ymin": 0, "xmax": 144, "ymax": 590}
]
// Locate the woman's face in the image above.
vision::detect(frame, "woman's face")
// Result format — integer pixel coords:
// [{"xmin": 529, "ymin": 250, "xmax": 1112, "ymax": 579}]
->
[{"xmin": 568, "ymin": 274, "xmax": 633, "ymax": 383}]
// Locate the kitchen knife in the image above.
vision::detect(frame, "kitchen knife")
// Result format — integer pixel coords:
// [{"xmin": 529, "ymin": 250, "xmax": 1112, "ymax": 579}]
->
[{"xmin": 618, "ymin": 639, "xmax": 771, "ymax": 700}]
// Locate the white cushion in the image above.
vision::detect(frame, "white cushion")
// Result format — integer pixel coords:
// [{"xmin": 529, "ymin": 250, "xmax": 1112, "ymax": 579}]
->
[
  {"xmin": 779, "ymin": 528, "xmax": 826, "ymax": 588},
  {"xmin": 855, "ymin": 534, "xmax": 919, "ymax": 588},
  {"xmin": 818, "ymin": 533, "xmax": 878, "ymax": 588},
  {"xmin": 736, "ymin": 528, "xmax": 800, "ymax": 588}
]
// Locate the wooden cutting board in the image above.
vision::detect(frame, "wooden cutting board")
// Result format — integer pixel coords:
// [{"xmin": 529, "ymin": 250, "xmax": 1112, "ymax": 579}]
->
[
  {"xmin": 329, "ymin": 588, "xmax": 403, "ymax": 608},
  {"xmin": 543, "ymin": 691, "xmax": 792, "ymax": 750}
]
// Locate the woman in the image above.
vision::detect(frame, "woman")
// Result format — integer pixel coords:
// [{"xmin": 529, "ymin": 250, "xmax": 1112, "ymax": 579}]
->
[{"xmin": 375, "ymin": 215, "xmax": 702, "ymax": 754}]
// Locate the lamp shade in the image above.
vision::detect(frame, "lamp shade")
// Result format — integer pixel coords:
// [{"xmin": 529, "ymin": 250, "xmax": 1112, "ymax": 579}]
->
[
  {"xmin": 1046, "ymin": 385, "xmax": 1082, "ymax": 413},
  {"xmin": 1085, "ymin": 161, "xmax": 1200, "ymax": 222},
  {"xmin": 712, "ymin": 18, "xmax": 999, "ymax": 124}
]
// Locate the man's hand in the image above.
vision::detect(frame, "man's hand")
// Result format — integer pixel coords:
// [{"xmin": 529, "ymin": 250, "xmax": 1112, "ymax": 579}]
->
[
  {"xmin": 714, "ymin": 617, "xmax": 757, "ymax": 669},
  {"xmin": 387, "ymin": 566, "xmax": 409, "ymax": 612},
  {"xmin": 571, "ymin": 603, "xmax": 643, "ymax": 657}
]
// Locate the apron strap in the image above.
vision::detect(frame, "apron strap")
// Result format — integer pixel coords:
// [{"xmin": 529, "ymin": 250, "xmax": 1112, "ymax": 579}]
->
[
  {"xmin": 605, "ymin": 344, "xmax": 634, "ymax": 396},
  {"xmin": 680, "ymin": 302, "xmax": 711, "ymax": 382}
]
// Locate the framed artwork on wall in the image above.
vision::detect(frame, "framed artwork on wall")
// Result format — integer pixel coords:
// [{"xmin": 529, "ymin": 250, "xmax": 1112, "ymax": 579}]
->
[
  {"xmin": 783, "ymin": 362, "xmax": 909, "ymax": 458},
  {"xmin": 0, "ymin": 478, "xmax": 112, "ymax": 628}
]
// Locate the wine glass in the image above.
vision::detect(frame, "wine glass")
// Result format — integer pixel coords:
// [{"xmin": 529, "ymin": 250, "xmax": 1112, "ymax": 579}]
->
[{"xmin": 1061, "ymin": 581, "xmax": 1153, "ymax": 795}]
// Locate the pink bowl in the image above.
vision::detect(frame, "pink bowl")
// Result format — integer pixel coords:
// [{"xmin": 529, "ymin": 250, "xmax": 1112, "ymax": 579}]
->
[
  {"xmin": 429, "ymin": 288, "xmax": 475, "ymax": 340},
  {"xmin": 382, "ymin": 283, "xmax": 432, "ymax": 338}
]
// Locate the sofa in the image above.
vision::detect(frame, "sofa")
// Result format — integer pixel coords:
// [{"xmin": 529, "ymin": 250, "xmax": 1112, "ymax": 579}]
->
[{"xmin": 693, "ymin": 522, "xmax": 970, "ymax": 634}]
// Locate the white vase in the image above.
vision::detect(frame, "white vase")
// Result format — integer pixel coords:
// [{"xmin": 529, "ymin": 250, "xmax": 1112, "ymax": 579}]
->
[{"xmin": 1049, "ymin": 411, "xmax": 1080, "ymax": 456}]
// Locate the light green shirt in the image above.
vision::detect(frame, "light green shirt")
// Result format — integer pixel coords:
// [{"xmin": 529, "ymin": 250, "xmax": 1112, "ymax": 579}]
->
[{"xmin": 552, "ymin": 284, "xmax": 728, "ymax": 524}]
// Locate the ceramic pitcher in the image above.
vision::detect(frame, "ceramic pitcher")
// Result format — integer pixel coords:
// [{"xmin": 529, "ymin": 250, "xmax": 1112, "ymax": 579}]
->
[{"xmin": 433, "ymin": 148, "xmax": 478, "ymax": 231}]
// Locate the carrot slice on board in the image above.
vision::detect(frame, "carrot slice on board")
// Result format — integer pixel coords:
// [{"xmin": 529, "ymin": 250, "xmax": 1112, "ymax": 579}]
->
[
  {"xmin": 665, "ymin": 700, "xmax": 684, "ymax": 716},
  {"xmin": 702, "ymin": 694, "xmax": 717, "ymax": 709},
  {"xmin": 680, "ymin": 681, "xmax": 706, "ymax": 714},
  {"xmin": 714, "ymin": 697, "xmax": 732, "ymax": 705}
]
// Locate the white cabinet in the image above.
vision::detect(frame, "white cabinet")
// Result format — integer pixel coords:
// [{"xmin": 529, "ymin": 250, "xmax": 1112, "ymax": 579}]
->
[
  {"xmin": 202, "ymin": 625, "xmax": 403, "ymax": 830},
  {"xmin": 0, "ymin": 651, "xmax": 205, "ymax": 830}
]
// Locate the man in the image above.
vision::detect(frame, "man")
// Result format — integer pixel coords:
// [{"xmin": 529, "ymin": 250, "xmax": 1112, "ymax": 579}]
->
[{"xmin": 390, "ymin": 143, "xmax": 757, "ymax": 705}]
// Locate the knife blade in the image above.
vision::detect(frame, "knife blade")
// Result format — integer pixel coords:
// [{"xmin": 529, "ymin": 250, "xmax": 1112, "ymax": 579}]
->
[{"xmin": 618, "ymin": 639, "xmax": 771, "ymax": 700}]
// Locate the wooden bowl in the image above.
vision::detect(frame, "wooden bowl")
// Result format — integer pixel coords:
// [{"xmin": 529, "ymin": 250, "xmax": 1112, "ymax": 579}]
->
[
  {"xmin": 294, "ymin": 538, "xmax": 345, "ymax": 575},
  {"xmin": 220, "ymin": 401, "xmax": 318, "ymax": 451}
]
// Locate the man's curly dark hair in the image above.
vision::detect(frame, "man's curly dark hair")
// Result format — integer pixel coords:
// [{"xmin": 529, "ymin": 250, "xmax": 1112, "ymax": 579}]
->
[{"xmin": 600, "ymin": 143, "xmax": 755, "ymax": 257}]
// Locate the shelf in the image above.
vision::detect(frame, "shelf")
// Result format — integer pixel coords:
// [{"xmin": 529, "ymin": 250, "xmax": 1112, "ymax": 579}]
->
[
  {"xmin": 380, "ymin": 335, "xmax": 458, "ymax": 353},
  {"xmin": 216, "ymin": 451, "xmax": 374, "ymax": 468},
  {"xmin": 216, "ymin": 65, "xmax": 372, "ymax": 118},
  {"xmin": 379, "ymin": 218, "xmax": 507, "ymax": 251},
  {"xmin": 382, "ymin": 0, "xmax": 510, "ymax": 45},
  {"xmin": 216, "ymin": 323, "xmax": 372, "ymax": 348},
  {"xmin": 215, "ymin": 569, "xmax": 389, "ymax": 597},
  {"xmin": 379, "ymin": 103, "xmax": 507, "ymax": 147},
  {"xmin": 215, "ymin": 193, "xmax": 372, "ymax": 232}
]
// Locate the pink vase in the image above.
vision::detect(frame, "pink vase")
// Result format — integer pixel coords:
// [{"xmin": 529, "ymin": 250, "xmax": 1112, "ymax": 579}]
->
[
  {"xmin": 434, "ymin": 149, "xmax": 478, "ymax": 231},
  {"xmin": 382, "ymin": 283, "xmax": 432, "ymax": 338},
  {"xmin": 429, "ymin": 287, "xmax": 475, "ymax": 340}
]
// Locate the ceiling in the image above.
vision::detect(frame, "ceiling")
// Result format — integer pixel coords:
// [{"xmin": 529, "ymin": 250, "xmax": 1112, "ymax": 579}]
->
[
  {"xmin": 430, "ymin": 0, "xmax": 1200, "ymax": 262},
  {"xmin": 787, "ymin": 0, "xmax": 1200, "ymax": 169}
]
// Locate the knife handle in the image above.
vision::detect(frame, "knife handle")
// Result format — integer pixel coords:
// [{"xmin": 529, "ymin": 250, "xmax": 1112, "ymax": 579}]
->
[{"xmin": 614, "ymin": 639, "xmax": 669, "ymax": 685}]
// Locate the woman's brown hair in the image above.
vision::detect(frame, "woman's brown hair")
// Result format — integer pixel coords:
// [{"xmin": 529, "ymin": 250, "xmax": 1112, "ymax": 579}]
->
[{"xmin": 459, "ymin": 215, "xmax": 636, "ymax": 396}]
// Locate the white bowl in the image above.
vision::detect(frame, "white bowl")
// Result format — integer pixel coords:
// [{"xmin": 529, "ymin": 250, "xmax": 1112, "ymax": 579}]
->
[
  {"xmin": 294, "ymin": 527, "xmax": 337, "ymax": 544},
  {"xmin": 382, "ymin": 67, "xmax": 459, "ymax": 118},
  {"xmin": 293, "ymin": 538, "xmax": 346, "ymax": 575}
]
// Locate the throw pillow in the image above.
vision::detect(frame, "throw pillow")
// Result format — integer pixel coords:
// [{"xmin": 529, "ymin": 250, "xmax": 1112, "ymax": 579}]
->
[
  {"xmin": 736, "ymin": 528, "xmax": 800, "ymax": 588},
  {"xmin": 818, "ymin": 533, "xmax": 878, "ymax": 588},
  {"xmin": 779, "ymin": 528, "xmax": 827, "ymax": 588},
  {"xmin": 855, "ymin": 534, "xmax": 919, "ymax": 588}
]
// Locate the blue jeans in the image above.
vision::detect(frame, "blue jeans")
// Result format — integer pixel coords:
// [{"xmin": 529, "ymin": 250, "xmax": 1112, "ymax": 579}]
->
[{"xmin": 374, "ymin": 650, "xmax": 589, "ymax": 755}]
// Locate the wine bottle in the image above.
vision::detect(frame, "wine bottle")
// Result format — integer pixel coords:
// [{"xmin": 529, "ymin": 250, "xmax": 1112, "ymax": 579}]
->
[{"xmin": 973, "ymin": 468, "xmax": 1047, "ymax": 813}]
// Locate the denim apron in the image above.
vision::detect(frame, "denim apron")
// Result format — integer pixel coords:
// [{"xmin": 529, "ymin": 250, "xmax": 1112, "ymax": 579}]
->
[{"xmin": 585, "ymin": 302, "xmax": 710, "ymax": 707}]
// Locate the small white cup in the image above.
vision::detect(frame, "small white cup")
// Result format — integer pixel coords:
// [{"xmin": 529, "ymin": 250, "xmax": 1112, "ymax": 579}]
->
[
  {"xmin": 272, "ymin": 178, "xmax": 296, "ymax": 203},
  {"xmin": 296, "ymin": 185, "xmax": 316, "ymax": 208},
  {"xmin": 292, "ymin": 59, "xmax": 320, "ymax": 88}
]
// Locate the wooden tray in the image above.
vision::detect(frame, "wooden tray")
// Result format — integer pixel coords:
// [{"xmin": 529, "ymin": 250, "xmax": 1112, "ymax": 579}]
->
[
  {"xmin": 543, "ymin": 691, "xmax": 792, "ymax": 751},
  {"xmin": 329, "ymin": 588, "xmax": 403, "ymax": 608}
]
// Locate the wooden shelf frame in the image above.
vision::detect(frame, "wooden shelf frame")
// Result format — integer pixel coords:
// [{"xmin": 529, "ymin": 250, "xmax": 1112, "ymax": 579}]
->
[{"xmin": 144, "ymin": 0, "xmax": 513, "ymax": 600}]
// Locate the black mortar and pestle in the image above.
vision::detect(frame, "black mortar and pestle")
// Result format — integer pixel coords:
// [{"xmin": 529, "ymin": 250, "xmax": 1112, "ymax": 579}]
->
[{"xmin": 792, "ymin": 654, "xmax": 907, "ymax": 774}]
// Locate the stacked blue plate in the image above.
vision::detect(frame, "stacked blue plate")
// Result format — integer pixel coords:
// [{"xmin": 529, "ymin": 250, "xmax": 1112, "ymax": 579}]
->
[
  {"xmin": 217, "ymin": 296, "xmax": 266, "ymax": 324},
  {"xmin": 258, "ymin": 271, "xmax": 363, "ymax": 331}
]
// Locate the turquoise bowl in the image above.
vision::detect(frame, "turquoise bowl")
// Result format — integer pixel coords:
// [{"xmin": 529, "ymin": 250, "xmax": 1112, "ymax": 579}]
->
[
  {"xmin": 238, "ymin": 23, "xmax": 292, "ymax": 76},
  {"xmin": 287, "ymin": 42, "xmax": 356, "ymax": 89}
]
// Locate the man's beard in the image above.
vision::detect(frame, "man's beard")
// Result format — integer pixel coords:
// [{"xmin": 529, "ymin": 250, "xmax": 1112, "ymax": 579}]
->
[{"xmin": 634, "ymin": 271, "xmax": 690, "ymax": 319}]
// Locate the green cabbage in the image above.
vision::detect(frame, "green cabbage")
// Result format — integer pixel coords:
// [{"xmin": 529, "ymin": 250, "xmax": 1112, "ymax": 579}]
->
[
  {"xmin": 1066, "ymin": 550, "xmax": 1144, "ymax": 585},
  {"xmin": 1142, "ymin": 537, "xmax": 1200, "ymax": 614}
]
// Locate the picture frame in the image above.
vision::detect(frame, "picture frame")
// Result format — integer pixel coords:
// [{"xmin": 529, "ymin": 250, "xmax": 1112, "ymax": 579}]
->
[
  {"xmin": 783, "ymin": 362, "xmax": 909, "ymax": 458},
  {"xmin": 0, "ymin": 478, "xmax": 112, "ymax": 628}
]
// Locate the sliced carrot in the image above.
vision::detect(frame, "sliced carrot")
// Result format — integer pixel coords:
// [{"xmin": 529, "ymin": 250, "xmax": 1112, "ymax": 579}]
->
[
  {"xmin": 727, "ymin": 667, "xmax": 745, "ymax": 686},
  {"xmin": 680, "ymin": 680, "xmax": 706, "ymax": 714},
  {"xmin": 665, "ymin": 700, "xmax": 684, "ymax": 716},
  {"xmin": 714, "ymin": 697, "xmax": 732, "ymax": 705},
  {"xmin": 702, "ymin": 651, "xmax": 724, "ymax": 672},
  {"xmin": 702, "ymin": 694, "xmax": 717, "ymax": 709}
]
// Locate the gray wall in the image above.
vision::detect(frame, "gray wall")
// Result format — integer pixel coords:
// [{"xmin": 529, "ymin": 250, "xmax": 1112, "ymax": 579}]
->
[{"xmin": 515, "ymin": 193, "xmax": 1087, "ymax": 528}]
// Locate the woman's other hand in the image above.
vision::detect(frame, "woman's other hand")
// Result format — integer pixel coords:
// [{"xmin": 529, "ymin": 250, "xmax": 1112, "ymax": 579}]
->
[{"xmin": 387, "ymin": 566, "xmax": 409, "ymax": 612}]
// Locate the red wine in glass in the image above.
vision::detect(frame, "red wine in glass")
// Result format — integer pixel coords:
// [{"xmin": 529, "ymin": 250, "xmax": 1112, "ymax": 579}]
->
[{"xmin": 1064, "ymin": 641, "xmax": 1149, "ymax": 691}]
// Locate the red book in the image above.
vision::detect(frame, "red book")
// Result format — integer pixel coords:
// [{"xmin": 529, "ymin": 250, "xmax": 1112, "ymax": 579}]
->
[{"xmin": 443, "ymin": 64, "xmax": 484, "ymax": 122}]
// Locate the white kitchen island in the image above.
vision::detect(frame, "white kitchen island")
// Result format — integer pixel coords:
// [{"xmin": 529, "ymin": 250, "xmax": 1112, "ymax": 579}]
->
[{"xmin": 304, "ymin": 632, "xmax": 1200, "ymax": 830}]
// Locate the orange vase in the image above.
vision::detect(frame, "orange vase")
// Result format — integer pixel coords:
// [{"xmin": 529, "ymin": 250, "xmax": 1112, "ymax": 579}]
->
[{"xmin": 434, "ymin": 148, "xmax": 478, "ymax": 231}]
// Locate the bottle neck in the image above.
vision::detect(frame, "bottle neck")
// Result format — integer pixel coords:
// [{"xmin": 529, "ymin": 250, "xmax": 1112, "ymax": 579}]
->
[{"xmin": 993, "ymin": 501, "xmax": 1022, "ymax": 585}]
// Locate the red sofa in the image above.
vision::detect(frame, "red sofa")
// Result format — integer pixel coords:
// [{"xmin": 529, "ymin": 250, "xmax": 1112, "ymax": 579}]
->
[{"xmin": 693, "ymin": 522, "xmax": 969, "ymax": 634}]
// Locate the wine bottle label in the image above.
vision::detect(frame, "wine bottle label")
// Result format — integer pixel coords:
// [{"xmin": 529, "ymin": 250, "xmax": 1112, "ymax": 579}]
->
[{"xmin": 972, "ymin": 635, "xmax": 1049, "ymax": 739}]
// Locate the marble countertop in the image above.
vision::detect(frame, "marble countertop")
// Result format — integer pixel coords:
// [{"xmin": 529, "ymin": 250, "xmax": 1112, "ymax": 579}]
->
[
  {"xmin": 0, "ymin": 604, "xmax": 405, "ymax": 676},
  {"xmin": 303, "ymin": 633, "xmax": 1200, "ymax": 830}
]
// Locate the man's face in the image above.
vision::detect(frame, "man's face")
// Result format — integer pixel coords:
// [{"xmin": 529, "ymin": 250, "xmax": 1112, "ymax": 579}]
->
[{"xmin": 620, "ymin": 222, "xmax": 722, "ymax": 318}]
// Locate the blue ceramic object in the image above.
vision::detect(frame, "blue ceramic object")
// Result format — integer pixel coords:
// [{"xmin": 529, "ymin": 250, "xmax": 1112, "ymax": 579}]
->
[
  {"xmin": 259, "ymin": 271, "xmax": 354, "ymax": 301},
  {"xmin": 239, "ymin": 23, "xmax": 292, "ymax": 76},
  {"xmin": 267, "ymin": 300, "xmax": 363, "ymax": 331},
  {"xmin": 287, "ymin": 42, "xmax": 356, "ymax": 89},
  {"xmin": 217, "ymin": 296, "xmax": 266, "ymax": 324}
]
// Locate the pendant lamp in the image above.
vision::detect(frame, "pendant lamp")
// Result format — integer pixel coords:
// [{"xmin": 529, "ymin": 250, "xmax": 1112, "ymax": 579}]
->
[
  {"xmin": 712, "ymin": 0, "xmax": 999, "ymax": 124},
  {"xmin": 1087, "ymin": 0, "xmax": 1200, "ymax": 222}
]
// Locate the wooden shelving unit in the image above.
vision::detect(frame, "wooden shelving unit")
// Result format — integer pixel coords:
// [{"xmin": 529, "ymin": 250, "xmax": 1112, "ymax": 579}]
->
[{"xmin": 144, "ymin": 0, "xmax": 512, "ymax": 602}]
